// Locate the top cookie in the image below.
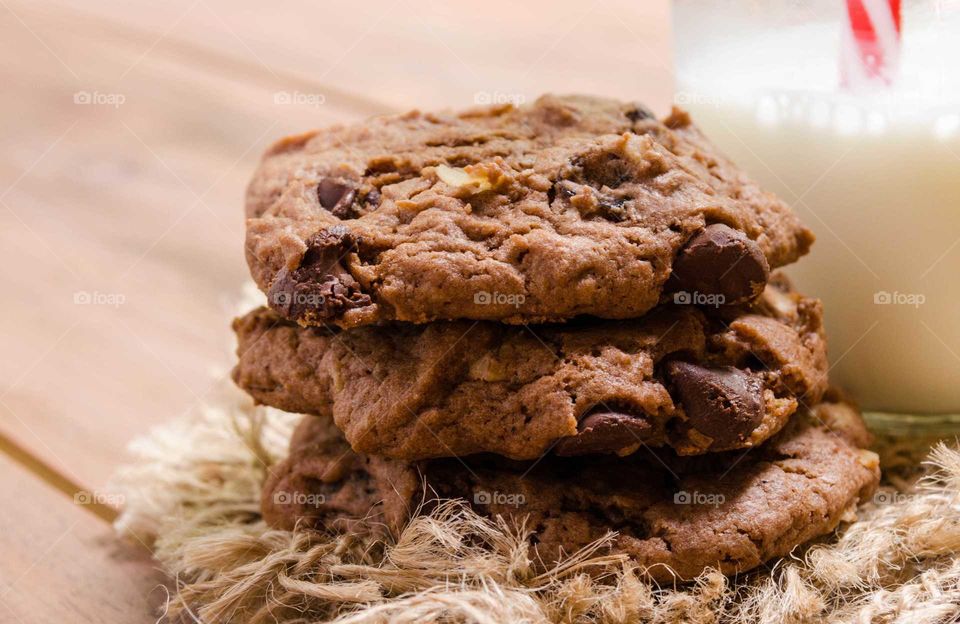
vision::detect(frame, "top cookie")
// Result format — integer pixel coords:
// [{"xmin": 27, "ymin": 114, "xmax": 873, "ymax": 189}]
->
[{"xmin": 246, "ymin": 95, "xmax": 814, "ymax": 328}]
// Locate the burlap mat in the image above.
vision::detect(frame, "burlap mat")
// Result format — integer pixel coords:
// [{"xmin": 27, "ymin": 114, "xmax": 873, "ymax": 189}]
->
[{"xmin": 112, "ymin": 380, "xmax": 960, "ymax": 624}]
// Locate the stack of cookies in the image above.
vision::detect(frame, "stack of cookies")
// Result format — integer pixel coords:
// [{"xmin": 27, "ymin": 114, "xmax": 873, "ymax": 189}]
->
[{"xmin": 233, "ymin": 95, "xmax": 880, "ymax": 581}]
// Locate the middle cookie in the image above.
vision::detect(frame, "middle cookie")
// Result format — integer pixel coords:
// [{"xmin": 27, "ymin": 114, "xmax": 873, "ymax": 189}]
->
[{"xmin": 233, "ymin": 278, "xmax": 827, "ymax": 461}]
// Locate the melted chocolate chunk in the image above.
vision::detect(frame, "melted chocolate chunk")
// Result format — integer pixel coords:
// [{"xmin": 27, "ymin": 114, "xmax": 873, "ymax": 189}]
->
[
  {"xmin": 267, "ymin": 226, "xmax": 371, "ymax": 323},
  {"xmin": 317, "ymin": 178, "xmax": 358, "ymax": 218},
  {"xmin": 667, "ymin": 362, "xmax": 764, "ymax": 447},
  {"xmin": 668, "ymin": 224, "xmax": 770, "ymax": 306},
  {"xmin": 554, "ymin": 410, "xmax": 652, "ymax": 456}
]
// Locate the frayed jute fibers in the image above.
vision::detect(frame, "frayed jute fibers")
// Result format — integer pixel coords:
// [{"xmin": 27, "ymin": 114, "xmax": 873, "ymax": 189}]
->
[{"xmin": 113, "ymin": 381, "xmax": 960, "ymax": 624}]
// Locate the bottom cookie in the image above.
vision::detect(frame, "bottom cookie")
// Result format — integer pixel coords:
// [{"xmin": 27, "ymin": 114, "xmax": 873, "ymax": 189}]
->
[{"xmin": 261, "ymin": 395, "xmax": 879, "ymax": 582}]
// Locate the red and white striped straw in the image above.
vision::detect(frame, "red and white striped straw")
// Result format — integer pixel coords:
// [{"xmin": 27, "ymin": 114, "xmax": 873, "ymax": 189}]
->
[{"xmin": 840, "ymin": 0, "xmax": 903, "ymax": 89}]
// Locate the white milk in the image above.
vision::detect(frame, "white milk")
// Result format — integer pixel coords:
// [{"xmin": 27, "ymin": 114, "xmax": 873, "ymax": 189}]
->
[{"xmin": 675, "ymin": 4, "xmax": 960, "ymax": 415}]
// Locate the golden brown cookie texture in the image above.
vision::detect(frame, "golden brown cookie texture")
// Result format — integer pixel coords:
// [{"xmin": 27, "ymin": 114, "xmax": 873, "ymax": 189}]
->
[
  {"xmin": 245, "ymin": 94, "xmax": 813, "ymax": 328},
  {"xmin": 260, "ymin": 397, "xmax": 880, "ymax": 582},
  {"xmin": 233, "ymin": 281, "xmax": 827, "ymax": 461},
  {"xmin": 261, "ymin": 417, "xmax": 418, "ymax": 533}
]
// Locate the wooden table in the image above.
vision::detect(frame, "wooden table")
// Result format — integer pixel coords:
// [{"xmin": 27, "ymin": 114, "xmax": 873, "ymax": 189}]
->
[{"xmin": 0, "ymin": 1, "xmax": 672, "ymax": 619}]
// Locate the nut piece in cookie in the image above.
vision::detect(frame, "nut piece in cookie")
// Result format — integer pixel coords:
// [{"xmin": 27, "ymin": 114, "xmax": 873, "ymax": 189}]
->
[
  {"xmin": 669, "ymin": 223, "xmax": 770, "ymax": 305},
  {"xmin": 267, "ymin": 225, "xmax": 371, "ymax": 324}
]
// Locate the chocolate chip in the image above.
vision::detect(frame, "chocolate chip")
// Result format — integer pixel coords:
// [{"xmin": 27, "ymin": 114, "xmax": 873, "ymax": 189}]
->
[
  {"xmin": 317, "ymin": 179, "xmax": 357, "ymax": 218},
  {"xmin": 363, "ymin": 187, "xmax": 381, "ymax": 209},
  {"xmin": 554, "ymin": 411, "xmax": 652, "ymax": 456},
  {"xmin": 267, "ymin": 225, "xmax": 371, "ymax": 323},
  {"xmin": 625, "ymin": 104, "xmax": 655, "ymax": 122},
  {"xmin": 596, "ymin": 195, "xmax": 628, "ymax": 221},
  {"xmin": 548, "ymin": 180, "xmax": 579, "ymax": 205},
  {"xmin": 669, "ymin": 224, "xmax": 770, "ymax": 306},
  {"xmin": 666, "ymin": 362, "xmax": 764, "ymax": 447}
]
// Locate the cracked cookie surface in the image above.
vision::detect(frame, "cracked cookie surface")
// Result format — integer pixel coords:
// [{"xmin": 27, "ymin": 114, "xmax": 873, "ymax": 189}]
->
[
  {"xmin": 261, "ymin": 396, "xmax": 880, "ymax": 582},
  {"xmin": 245, "ymin": 94, "xmax": 813, "ymax": 328},
  {"xmin": 233, "ymin": 279, "xmax": 828, "ymax": 460}
]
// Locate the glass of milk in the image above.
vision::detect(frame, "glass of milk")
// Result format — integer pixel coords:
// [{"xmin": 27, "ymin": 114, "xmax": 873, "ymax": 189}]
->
[{"xmin": 674, "ymin": 0, "xmax": 960, "ymax": 433}]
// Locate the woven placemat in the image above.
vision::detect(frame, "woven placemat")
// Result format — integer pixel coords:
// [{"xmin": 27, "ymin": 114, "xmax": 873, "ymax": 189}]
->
[{"xmin": 112, "ymin": 381, "xmax": 960, "ymax": 624}]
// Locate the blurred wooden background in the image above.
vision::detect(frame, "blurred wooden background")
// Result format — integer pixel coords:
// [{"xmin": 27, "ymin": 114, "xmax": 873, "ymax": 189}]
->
[{"xmin": 0, "ymin": 0, "xmax": 672, "ymax": 620}]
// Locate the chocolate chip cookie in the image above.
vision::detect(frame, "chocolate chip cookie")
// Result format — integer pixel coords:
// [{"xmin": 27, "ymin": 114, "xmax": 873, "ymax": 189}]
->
[
  {"xmin": 233, "ymin": 279, "xmax": 827, "ymax": 460},
  {"xmin": 261, "ymin": 395, "xmax": 880, "ymax": 582},
  {"xmin": 245, "ymin": 95, "xmax": 813, "ymax": 328}
]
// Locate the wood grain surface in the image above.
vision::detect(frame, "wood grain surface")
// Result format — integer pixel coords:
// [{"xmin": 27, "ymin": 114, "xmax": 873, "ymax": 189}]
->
[
  {"xmin": 0, "ymin": 452, "xmax": 165, "ymax": 622},
  {"xmin": 0, "ymin": 1, "xmax": 672, "ymax": 620}
]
